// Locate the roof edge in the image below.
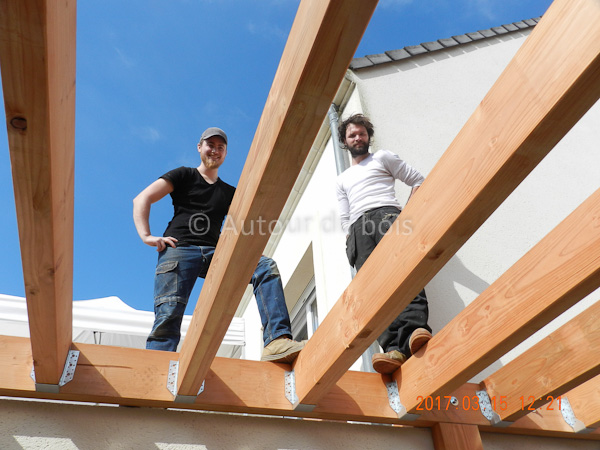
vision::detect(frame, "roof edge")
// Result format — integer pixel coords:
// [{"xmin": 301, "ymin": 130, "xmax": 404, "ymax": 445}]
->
[{"xmin": 350, "ymin": 17, "xmax": 541, "ymax": 70}]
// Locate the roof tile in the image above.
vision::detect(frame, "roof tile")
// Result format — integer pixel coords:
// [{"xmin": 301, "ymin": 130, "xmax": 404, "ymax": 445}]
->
[
  {"xmin": 385, "ymin": 48, "xmax": 411, "ymax": 60},
  {"xmin": 349, "ymin": 57, "xmax": 373, "ymax": 70},
  {"xmin": 405, "ymin": 45, "xmax": 428, "ymax": 56},
  {"xmin": 452, "ymin": 34, "xmax": 472, "ymax": 44},
  {"xmin": 466, "ymin": 31, "xmax": 485, "ymax": 40},
  {"xmin": 438, "ymin": 38, "xmax": 459, "ymax": 48},
  {"xmin": 422, "ymin": 41, "xmax": 444, "ymax": 51},
  {"xmin": 479, "ymin": 29, "xmax": 497, "ymax": 38},
  {"xmin": 491, "ymin": 26, "xmax": 509, "ymax": 34},
  {"xmin": 503, "ymin": 23, "xmax": 519, "ymax": 32},
  {"xmin": 366, "ymin": 53, "xmax": 393, "ymax": 65}
]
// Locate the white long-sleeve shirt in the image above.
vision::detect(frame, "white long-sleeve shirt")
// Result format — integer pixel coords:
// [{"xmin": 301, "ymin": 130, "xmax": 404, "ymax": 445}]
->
[{"xmin": 336, "ymin": 149, "xmax": 425, "ymax": 233}]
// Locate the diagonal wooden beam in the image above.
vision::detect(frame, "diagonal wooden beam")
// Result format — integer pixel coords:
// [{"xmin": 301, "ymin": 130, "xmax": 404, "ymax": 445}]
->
[
  {"xmin": 293, "ymin": 0, "xmax": 600, "ymax": 408},
  {"xmin": 432, "ymin": 423, "xmax": 483, "ymax": 450},
  {"xmin": 481, "ymin": 299, "xmax": 600, "ymax": 423},
  {"xmin": 1, "ymin": 335, "xmax": 599, "ymax": 440},
  {"xmin": 558, "ymin": 375, "xmax": 600, "ymax": 430},
  {"xmin": 0, "ymin": 0, "xmax": 76, "ymax": 385},
  {"xmin": 175, "ymin": 0, "xmax": 378, "ymax": 397},
  {"xmin": 395, "ymin": 187, "xmax": 600, "ymax": 416}
]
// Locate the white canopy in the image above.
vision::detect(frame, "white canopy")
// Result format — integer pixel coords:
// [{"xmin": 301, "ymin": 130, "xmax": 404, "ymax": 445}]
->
[{"xmin": 0, "ymin": 294, "xmax": 245, "ymax": 356}]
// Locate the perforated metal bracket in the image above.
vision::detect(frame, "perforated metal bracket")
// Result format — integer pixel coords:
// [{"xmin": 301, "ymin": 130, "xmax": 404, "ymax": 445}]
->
[
  {"xmin": 30, "ymin": 350, "xmax": 80, "ymax": 393},
  {"xmin": 386, "ymin": 380, "xmax": 420, "ymax": 421},
  {"xmin": 476, "ymin": 390, "xmax": 512, "ymax": 427},
  {"xmin": 560, "ymin": 396, "xmax": 590, "ymax": 433},
  {"xmin": 167, "ymin": 360, "xmax": 205, "ymax": 403},
  {"xmin": 285, "ymin": 370, "xmax": 315, "ymax": 412}
]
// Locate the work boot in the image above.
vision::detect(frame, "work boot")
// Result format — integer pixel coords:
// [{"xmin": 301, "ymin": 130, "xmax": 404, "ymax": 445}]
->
[
  {"xmin": 261, "ymin": 337, "xmax": 306, "ymax": 363},
  {"xmin": 409, "ymin": 328, "xmax": 432, "ymax": 355},
  {"xmin": 372, "ymin": 350, "xmax": 406, "ymax": 374}
]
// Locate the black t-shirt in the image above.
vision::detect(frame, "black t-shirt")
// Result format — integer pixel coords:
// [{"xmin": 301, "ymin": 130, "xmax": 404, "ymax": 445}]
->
[{"xmin": 161, "ymin": 167, "xmax": 236, "ymax": 247}]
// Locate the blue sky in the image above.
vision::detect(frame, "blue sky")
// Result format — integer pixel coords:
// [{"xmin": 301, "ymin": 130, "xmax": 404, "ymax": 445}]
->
[{"xmin": 1, "ymin": 0, "xmax": 552, "ymax": 314}]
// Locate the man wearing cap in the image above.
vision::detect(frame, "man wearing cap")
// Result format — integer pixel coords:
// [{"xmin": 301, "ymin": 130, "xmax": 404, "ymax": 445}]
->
[
  {"xmin": 335, "ymin": 114, "xmax": 432, "ymax": 374},
  {"xmin": 133, "ymin": 127, "xmax": 305, "ymax": 362}
]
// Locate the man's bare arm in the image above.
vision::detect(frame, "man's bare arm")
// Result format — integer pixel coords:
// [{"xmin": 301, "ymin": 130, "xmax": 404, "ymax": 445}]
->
[{"xmin": 133, "ymin": 178, "xmax": 178, "ymax": 252}]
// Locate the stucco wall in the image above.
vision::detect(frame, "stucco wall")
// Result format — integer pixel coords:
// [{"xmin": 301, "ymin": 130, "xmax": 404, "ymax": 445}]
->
[
  {"xmin": 1, "ymin": 398, "xmax": 597, "ymax": 450},
  {"xmin": 347, "ymin": 29, "xmax": 599, "ymax": 378}
]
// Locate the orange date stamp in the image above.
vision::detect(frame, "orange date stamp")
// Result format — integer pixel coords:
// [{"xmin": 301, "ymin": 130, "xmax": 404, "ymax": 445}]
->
[{"xmin": 415, "ymin": 395, "xmax": 563, "ymax": 411}]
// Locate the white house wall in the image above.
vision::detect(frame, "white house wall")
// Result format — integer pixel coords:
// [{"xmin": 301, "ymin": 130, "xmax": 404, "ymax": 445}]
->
[{"xmin": 345, "ymin": 28, "xmax": 600, "ymax": 379}]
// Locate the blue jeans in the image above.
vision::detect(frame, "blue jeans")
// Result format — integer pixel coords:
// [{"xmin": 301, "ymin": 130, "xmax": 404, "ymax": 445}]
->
[{"xmin": 146, "ymin": 246, "xmax": 292, "ymax": 351}]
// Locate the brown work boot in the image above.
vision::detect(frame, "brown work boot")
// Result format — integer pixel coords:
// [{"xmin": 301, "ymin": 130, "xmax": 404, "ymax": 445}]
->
[
  {"xmin": 372, "ymin": 350, "xmax": 407, "ymax": 374},
  {"xmin": 261, "ymin": 337, "xmax": 306, "ymax": 363},
  {"xmin": 409, "ymin": 328, "xmax": 432, "ymax": 355}
]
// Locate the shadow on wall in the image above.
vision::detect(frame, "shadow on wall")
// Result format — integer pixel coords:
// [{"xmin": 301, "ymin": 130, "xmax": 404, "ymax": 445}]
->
[{"xmin": 425, "ymin": 255, "xmax": 505, "ymax": 379}]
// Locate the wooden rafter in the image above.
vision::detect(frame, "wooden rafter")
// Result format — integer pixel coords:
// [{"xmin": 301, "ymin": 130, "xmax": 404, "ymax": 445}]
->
[
  {"xmin": 292, "ymin": 0, "xmax": 600, "ymax": 408},
  {"xmin": 0, "ymin": 0, "xmax": 76, "ymax": 385},
  {"xmin": 481, "ymin": 299, "xmax": 600, "ymax": 423},
  {"xmin": 563, "ymin": 375, "xmax": 600, "ymax": 429},
  {"xmin": 0, "ymin": 335, "xmax": 598, "ymax": 440},
  {"xmin": 432, "ymin": 423, "xmax": 483, "ymax": 450},
  {"xmin": 175, "ymin": 0, "xmax": 378, "ymax": 397},
  {"xmin": 396, "ymin": 188, "xmax": 600, "ymax": 415}
]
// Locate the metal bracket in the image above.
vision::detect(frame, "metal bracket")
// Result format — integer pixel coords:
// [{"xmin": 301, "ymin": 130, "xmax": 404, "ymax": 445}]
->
[
  {"xmin": 476, "ymin": 390, "xmax": 511, "ymax": 427},
  {"xmin": 167, "ymin": 360, "xmax": 204, "ymax": 403},
  {"xmin": 285, "ymin": 370, "xmax": 315, "ymax": 412},
  {"xmin": 560, "ymin": 396, "xmax": 590, "ymax": 433},
  {"xmin": 30, "ymin": 350, "xmax": 80, "ymax": 393},
  {"xmin": 386, "ymin": 380, "xmax": 419, "ymax": 421}
]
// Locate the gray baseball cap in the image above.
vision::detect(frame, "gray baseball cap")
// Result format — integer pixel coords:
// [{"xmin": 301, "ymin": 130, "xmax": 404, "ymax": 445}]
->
[{"xmin": 200, "ymin": 127, "xmax": 227, "ymax": 144}]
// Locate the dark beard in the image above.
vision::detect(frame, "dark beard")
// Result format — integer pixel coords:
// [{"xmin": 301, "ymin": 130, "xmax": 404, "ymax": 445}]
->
[{"xmin": 348, "ymin": 142, "xmax": 369, "ymax": 158}]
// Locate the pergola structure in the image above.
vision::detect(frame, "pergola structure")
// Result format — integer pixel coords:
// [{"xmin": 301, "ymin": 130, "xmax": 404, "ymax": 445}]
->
[{"xmin": 1, "ymin": 0, "xmax": 599, "ymax": 448}]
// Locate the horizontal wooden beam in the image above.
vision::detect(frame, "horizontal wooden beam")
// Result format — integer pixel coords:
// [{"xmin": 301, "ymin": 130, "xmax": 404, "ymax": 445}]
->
[
  {"xmin": 293, "ymin": 0, "xmax": 600, "ymax": 408},
  {"xmin": 176, "ymin": 0, "xmax": 378, "ymax": 397},
  {"xmin": 396, "ymin": 187, "xmax": 600, "ymax": 414},
  {"xmin": 0, "ymin": 0, "xmax": 76, "ymax": 384},
  {"xmin": 481, "ymin": 299, "xmax": 600, "ymax": 422},
  {"xmin": 1, "ymin": 335, "xmax": 598, "ymax": 440},
  {"xmin": 432, "ymin": 423, "xmax": 483, "ymax": 450}
]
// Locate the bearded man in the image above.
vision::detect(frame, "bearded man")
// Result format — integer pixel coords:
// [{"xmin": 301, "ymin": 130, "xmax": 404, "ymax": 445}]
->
[
  {"xmin": 133, "ymin": 127, "xmax": 305, "ymax": 362},
  {"xmin": 335, "ymin": 114, "xmax": 432, "ymax": 374}
]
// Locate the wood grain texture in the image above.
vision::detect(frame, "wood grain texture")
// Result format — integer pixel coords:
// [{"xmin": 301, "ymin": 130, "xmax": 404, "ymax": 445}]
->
[
  {"xmin": 397, "ymin": 188, "xmax": 600, "ymax": 414},
  {"xmin": 176, "ymin": 0, "xmax": 378, "ymax": 396},
  {"xmin": 561, "ymin": 376, "xmax": 600, "ymax": 429},
  {"xmin": 0, "ymin": 335, "xmax": 597, "ymax": 440},
  {"xmin": 293, "ymin": 0, "xmax": 600, "ymax": 407},
  {"xmin": 0, "ymin": 0, "xmax": 76, "ymax": 384},
  {"xmin": 482, "ymin": 299, "xmax": 600, "ymax": 422},
  {"xmin": 432, "ymin": 423, "xmax": 483, "ymax": 450}
]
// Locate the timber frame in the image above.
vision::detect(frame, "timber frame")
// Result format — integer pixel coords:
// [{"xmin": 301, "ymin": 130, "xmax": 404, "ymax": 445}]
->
[{"xmin": 1, "ymin": 0, "xmax": 599, "ymax": 447}]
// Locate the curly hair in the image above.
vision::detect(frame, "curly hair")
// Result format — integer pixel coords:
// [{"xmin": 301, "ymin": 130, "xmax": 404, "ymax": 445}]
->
[{"xmin": 338, "ymin": 114, "xmax": 375, "ymax": 147}]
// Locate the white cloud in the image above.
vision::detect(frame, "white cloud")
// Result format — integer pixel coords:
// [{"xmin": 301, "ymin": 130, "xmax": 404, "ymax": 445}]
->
[
  {"xmin": 132, "ymin": 126, "xmax": 161, "ymax": 143},
  {"xmin": 246, "ymin": 21, "xmax": 288, "ymax": 41},
  {"xmin": 115, "ymin": 47, "xmax": 135, "ymax": 68}
]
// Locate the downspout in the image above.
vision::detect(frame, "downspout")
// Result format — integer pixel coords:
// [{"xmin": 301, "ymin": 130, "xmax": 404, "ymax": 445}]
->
[{"xmin": 328, "ymin": 103, "xmax": 348, "ymax": 175}]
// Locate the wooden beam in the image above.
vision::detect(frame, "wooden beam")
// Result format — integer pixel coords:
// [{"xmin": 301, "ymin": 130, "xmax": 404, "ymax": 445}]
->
[
  {"xmin": 559, "ymin": 375, "xmax": 600, "ymax": 430},
  {"xmin": 432, "ymin": 423, "xmax": 483, "ymax": 450},
  {"xmin": 176, "ymin": 0, "xmax": 378, "ymax": 396},
  {"xmin": 1, "ymin": 335, "xmax": 598, "ymax": 440},
  {"xmin": 0, "ymin": 0, "xmax": 76, "ymax": 384},
  {"xmin": 395, "ymin": 187, "xmax": 600, "ymax": 415},
  {"xmin": 481, "ymin": 299, "xmax": 600, "ymax": 422},
  {"xmin": 293, "ymin": 0, "xmax": 600, "ymax": 407}
]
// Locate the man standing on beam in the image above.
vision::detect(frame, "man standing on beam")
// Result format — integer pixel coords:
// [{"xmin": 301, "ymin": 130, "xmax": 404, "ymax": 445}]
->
[
  {"xmin": 133, "ymin": 127, "xmax": 305, "ymax": 362},
  {"xmin": 336, "ymin": 114, "xmax": 432, "ymax": 374}
]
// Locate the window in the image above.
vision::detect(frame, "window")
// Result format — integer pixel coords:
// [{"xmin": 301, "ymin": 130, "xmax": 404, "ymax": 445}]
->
[{"xmin": 290, "ymin": 277, "xmax": 318, "ymax": 341}]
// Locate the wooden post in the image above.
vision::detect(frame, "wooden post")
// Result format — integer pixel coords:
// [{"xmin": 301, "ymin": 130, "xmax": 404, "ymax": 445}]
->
[
  {"xmin": 0, "ymin": 0, "xmax": 76, "ymax": 385},
  {"xmin": 432, "ymin": 423, "xmax": 483, "ymax": 450}
]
